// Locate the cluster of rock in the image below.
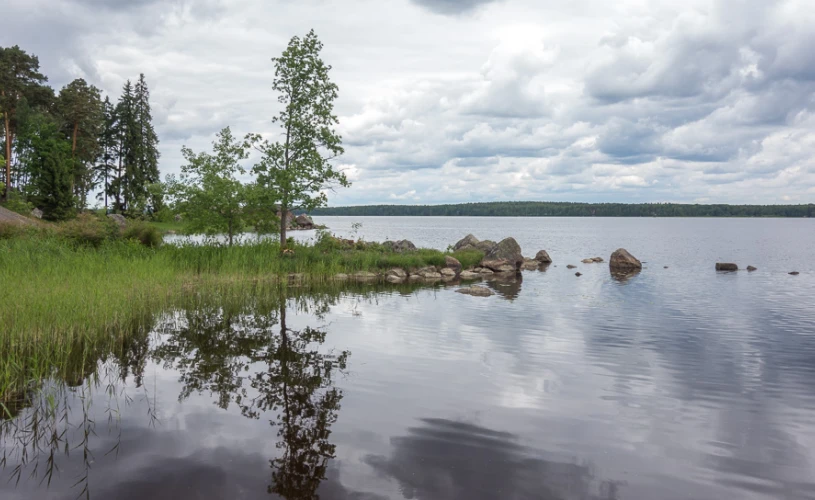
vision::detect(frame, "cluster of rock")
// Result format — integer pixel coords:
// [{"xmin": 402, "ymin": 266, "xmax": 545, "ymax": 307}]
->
[{"xmin": 278, "ymin": 211, "xmax": 321, "ymax": 231}]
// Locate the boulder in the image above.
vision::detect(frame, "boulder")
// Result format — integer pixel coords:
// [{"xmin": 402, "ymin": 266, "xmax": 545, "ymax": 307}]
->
[
  {"xmin": 481, "ymin": 260, "xmax": 516, "ymax": 273},
  {"xmin": 609, "ymin": 248, "xmax": 642, "ymax": 271},
  {"xmin": 715, "ymin": 263, "xmax": 738, "ymax": 271},
  {"xmin": 483, "ymin": 237, "xmax": 523, "ymax": 271},
  {"xmin": 521, "ymin": 259, "xmax": 540, "ymax": 271},
  {"xmin": 413, "ymin": 266, "xmax": 442, "ymax": 279},
  {"xmin": 174, "ymin": 214, "xmax": 183, "ymax": 222},
  {"xmin": 386, "ymin": 268, "xmax": 407, "ymax": 283},
  {"xmin": 295, "ymin": 214, "xmax": 314, "ymax": 228},
  {"xmin": 575, "ymin": 272, "xmax": 582, "ymax": 277},
  {"xmin": 354, "ymin": 271, "xmax": 378, "ymax": 281},
  {"xmin": 440, "ymin": 267, "xmax": 457, "ymax": 278},
  {"xmin": 453, "ymin": 234, "xmax": 480, "ymax": 251},
  {"xmin": 276, "ymin": 210, "xmax": 295, "ymax": 228},
  {"xmin": 459, "ymin": 270, "xmax": 481, "ymax": 280},
  {"xmin": 107, "ymin": 213, "xmax": 127, "ymax": 230},
  {"xmin": 746, "ymin": 266, "xmax": 757, "ymax": 272},
  {"xmin": 789, "ymin": 271, "xmax": 800, "ymax": 276},
  {"xmin": 581, "ymin": 259, "xmax": 594, "ymax": 264},
  {"xmin": 534, "ymin": 250, "xmax": 552, "ymax": 263},
  {"xmin": 31, "ymin": 208, "xmax": 43, "ymax": 219},
  {"xmin": 334, "ymin": 273, "xmax": 349, "ymax": 281},
  {"xmin": 566, "ymin": 264, "xmax": 577, "ymax": 269},
  {"xmin": 475, "ymin": 267, "xmax": 494, "ymax": 275},
  {"xmin": 455, "ymin": 286, "xmax": 494, "ymax": 297},
  {"xmin": 592, "ymin": 257, "xmax": 604, "ymax": 263},
  {"xmin": 444, "ymin": 256, "xmax": 462, "ymax": 275},
  {"xmin": 475, "ymin": 240, "xmax": 497, "ymax": 253},
  {"xmin": 393, "ymin": 239, "xmax": 417, "ymax": 253}
]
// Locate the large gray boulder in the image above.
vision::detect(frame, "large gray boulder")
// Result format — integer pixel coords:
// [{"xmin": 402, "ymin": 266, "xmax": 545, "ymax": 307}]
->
[
  {"xmin": 483, "ymin": 237, "xmax": 523, "ymax": 270},
  {"xmin": 609, "ymin": 248, "xmax": 642, "ymax": 271},
  {"xmin": 31, "ymin": 208, "xmax": 43, "ymax": 219},
  {"xmin": 393, "ymin": 239, "xmax": 417, "ymax": 253},
  {"xmin": 453, "ymin": 234, "xmax": 480, "ymax": 251},
  {"xmin": 295, "ymin": 214, "xmax": 314, "ymax": 228},
  {"xmin": 534, "ymin": 250, "xmax": 552, "ymax": 263},
  {"xmin": 107, "ymin": 213, "xmax": 127, "ymax": 230},
  {"xmin": 386, "ymin": 268, "xmax": 407, "ymax": 283},
  {"xmin": 475, "ymin": 240, "xmax": 497, "ymax": 253},
  {"xmin": 480, "ymin": 260, "xmax": 516, "ymax": 273}
]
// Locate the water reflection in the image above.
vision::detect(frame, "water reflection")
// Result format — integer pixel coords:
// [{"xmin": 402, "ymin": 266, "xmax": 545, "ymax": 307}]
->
[
  {"xmin": 485, "ymin": 274, "xmax": 523, "ymax": 300},
  {"xmin": 365, "ymin": 418, "xmax": 621, "ymax": 500}
]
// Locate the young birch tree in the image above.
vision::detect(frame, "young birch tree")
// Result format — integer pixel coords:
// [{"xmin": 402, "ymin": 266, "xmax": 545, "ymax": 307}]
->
[{"xmin": 249, "ymin": 29, "xmax": 348, "ymax": 250}]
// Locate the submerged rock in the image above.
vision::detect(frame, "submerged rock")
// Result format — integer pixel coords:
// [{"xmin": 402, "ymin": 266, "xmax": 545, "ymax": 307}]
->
[
  {"xmin": 456, "ymin": 286, "xmax": 494, "ymax": 297},
  {"xmin": 789, "ymin": 271, "xmax": 800, "ymax": 276},
  {"xmin": 566, "ymin": 264, "xmax": 577, "ymax": 269},
  {"xmin": 609, "ymin": 248, "xmax": 642, "ymax": 271},
  {"xmin": 591, "ymin": 257, "xmax": 604, "ymax": 263},
  {"xmin": 715, "ymin": 263, "xmax": 738, "ymax": 271},
  {"xmin": 521, "ymin": 259, "xmax": 540, "ymax": 271},
  {"xmin": 459, "ymin": 270, "xmax": 481, "ymax": 280},
  {"xmin": 534, "ymin": 250, "xmax": 552, "ymax": 263},
  {"xmin": 575, "ymin": 272, "xmax": 582, "ymax": 277},
  {"xmin": 581, "ymin": 259, "xmax": 594, "ymax": 264},
  {"xmin": 746, "ymin": 266, "xmax": 757, "ymax": 272}
]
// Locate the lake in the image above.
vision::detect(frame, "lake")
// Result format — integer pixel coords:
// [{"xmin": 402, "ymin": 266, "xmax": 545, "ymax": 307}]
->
[{"xmin": 3, "ymin": 217, "xmax": 815, "ymax": 499}]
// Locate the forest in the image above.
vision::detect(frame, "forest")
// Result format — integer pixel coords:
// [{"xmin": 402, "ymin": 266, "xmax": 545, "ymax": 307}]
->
[
  {"xmin": 311, "ymin": 201, "xmax": 815, "ymax": 218},
  {"xmin": 0, "ymin": 45, "xmax": 161, "ymax": 221}
]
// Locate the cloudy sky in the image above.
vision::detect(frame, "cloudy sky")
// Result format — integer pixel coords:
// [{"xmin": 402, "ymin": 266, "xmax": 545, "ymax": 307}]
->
[{"xmin": 5, "ymin": 0, "xmax": 815, "ymax": 205}]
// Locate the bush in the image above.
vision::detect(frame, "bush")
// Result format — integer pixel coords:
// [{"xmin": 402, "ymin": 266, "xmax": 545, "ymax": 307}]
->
[
  {"xmin": 151, "ymin": 206, "xmax": 175, "ymax": 223},
  {"xmin": 0, "ymin": 222, "xmax": 25, "ymax": 240},
  {"xmin": 2, "ymin": 192, "xmax": 34, "ymax": 216},
  {"xmin": 60, "ymin": 213, "xmax": 119, "ymax": 248},
  {"xmin": 123, "ymin": 222, "xmax": 163, "ymax": 248}
]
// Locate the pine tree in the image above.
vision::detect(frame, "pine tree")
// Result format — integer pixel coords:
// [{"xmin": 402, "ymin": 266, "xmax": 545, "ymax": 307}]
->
[{"xmin": 56, "ymin": 78, "xmax": 103, "ymax": 208}]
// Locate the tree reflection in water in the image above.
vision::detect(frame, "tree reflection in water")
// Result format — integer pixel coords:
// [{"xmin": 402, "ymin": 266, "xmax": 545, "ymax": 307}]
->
[{"xmin": 153, "ymin": 296, "xmax": 349, "ymax": 499}]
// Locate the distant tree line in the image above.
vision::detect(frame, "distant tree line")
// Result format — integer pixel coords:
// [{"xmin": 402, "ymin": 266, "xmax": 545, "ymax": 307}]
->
[
  {"xmin": 1, "ymin": 45, "xmax": 160, "ymax": 220},
  {"xmin": 310, "ymin": 201, "xmax": 815, "ymax": 218}
]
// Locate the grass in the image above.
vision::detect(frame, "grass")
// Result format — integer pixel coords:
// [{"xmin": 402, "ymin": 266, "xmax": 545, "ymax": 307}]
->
[
  {"xmin": 0, "ymin": 222, "xmax": 483, "ymax": 404},
  {"xmin": 146, "ymin": 220, "xmax": 188, "ymax": 233}
]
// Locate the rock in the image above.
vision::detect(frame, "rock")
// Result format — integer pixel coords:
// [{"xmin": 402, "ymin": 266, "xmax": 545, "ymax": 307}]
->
[
  {"xmin": 575, "ymin": 272, "xmax": 582, "ymax": 277},
  {"xmin": 609, "ymin": 248, "xmax": 642, "ymax": 271},
  {"xmin": 414, "ymin": 266, "xmax": 442, "ymax": 279},
  {"xmin": 456, "ymin": 286, "xmax": 494, "ymax": 297},
  {"xmin": 566, "ymin": 264, "xmax": 577, "ymax": 269},
  {"xmin": 664, "ymin": 266, "xmax": 669, "ymax": 269},
  {"xmin": 444, "ymin": 256, "xmax": 462, "ymax": 275},
  {"xmin": 581, "ymin": 259, "xmax": 594, "ymax": 264},
  {"xmin": 534, "ymin": 250, "xmax": 552, "ymax": 263},
  {"xmin": 276, "ymin": 210, "xmax": 295, "ymax": 228},
  {"xmin": 789, "ymin": 271, "xmax": 800, "ymax": 276},
  {"xmin": 440, "ymin": 267, "xmax": 457, "ymax": 278},
  {"xmin": 521, "ymin": 259, "xmax": 540, "ymax": 271},
  {"xmin": 174, "ymin": 214, "xmax": 183, "ymax": 222},
  {"xmin": 592, "ymin": 257, "xmax": 604, "ymax": 263},
  {"xmin": 453, "ymin": 234, "xmax": 480, "ymax": 251},
  {"xmin": 107, "ymin": 213, "xmax": 127, "ymax": 230},
  {"xmin": 354, "ymin": 271, "xmax": 378, "ymax": 281},
  {"xmin": 386, "ymin": 268, "xmax": 407, "ymax": 283},
  {"xmin": 393, "ymin": 239, "xmax": 417, "ymax": 253},
  {"xmin": 334, "ymin": 273, "xmax": 349, "ymax": 281},
  {"xmin": 31, "ymin": 208, "xmax": 43, "ymax": 219},
  {"xmin": 295, "ymin": 214, "xmax": 314, "ymax": 228},
  {"xmin": 746, "ymin": 266, "xmax": 757, "ymax": 272},
  {"xmin": 476, "ymin": 267, "xmax": 494, "ymax": 275},
  {"xmin": 481, "ymin": 260, "xmax": 515, "ymax": 273},
  {"xmin": 483, "ymin": 238, "xmax": 523, "ymax": 270},
  {"xmin": 475, "ymin": 240, "xmax": 497, "ymax": 253},
  {"xmin": 459, "ymin": 270, "xmax": 481, "ymax": 280},
  {"xmin": 715, "ymin": 263, "xmax": 738, "ymax": 271},
  {"xmin": 166, "ymin": 230, "xmax": 177, "ymax": 235}
]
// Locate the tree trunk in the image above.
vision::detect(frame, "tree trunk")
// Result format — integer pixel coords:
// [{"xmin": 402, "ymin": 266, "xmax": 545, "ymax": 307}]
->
[
  {"xmin": 279, "ymin": 203, "xmax": 288, "ymax": 250},
  {"xmin": 228, "ymin": 218, "xmax": 234, "ymax": 247},
  {"xmin": 3, "ymin": 110, "xmax": 10, "ymax": 201}
]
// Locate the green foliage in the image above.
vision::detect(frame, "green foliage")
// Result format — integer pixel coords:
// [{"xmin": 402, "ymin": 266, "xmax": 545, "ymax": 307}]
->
[
  {"xmin": 249, "ymin": 30, "xmax": 349, "ymax": 248},
  {"xmin": 123, "ymin": 220, "xmax": 162, "ymax": 248},
  {"xmin": 25, "ymin": 115, "xmax": 75, "ymax": 220},
  {"xmin": 59, "ymin": 212, "xmax": 118, "ymax": 247},
  {"xmin": 2, "ymin": 190, "xmax": 33, "ymax": 215},
  {"xmin": 151, "ymin": 205, "xmax": 175, "ymax": 223},
  {"xmin": 0, "ymin": 221, "xmax": 26, "ymax": 239},
  {"xmin": 170, "ymin": 127, "xmax": 253, "ymax": 246},
  {"xmin": 312, "ymin": 201, "xmax": 815, "ymax": 218}
]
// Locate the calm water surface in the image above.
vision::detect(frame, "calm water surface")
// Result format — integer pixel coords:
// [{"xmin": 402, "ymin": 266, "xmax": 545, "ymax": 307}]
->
[{"xmin": 3, "ymin": 217, "xmax": 815, "ymax": 499}]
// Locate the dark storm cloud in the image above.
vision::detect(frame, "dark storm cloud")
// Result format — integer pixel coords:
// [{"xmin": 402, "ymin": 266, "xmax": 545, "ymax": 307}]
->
[{"xmin": 410, "ymin": 0, "xmax": 501, "ymax": 15}]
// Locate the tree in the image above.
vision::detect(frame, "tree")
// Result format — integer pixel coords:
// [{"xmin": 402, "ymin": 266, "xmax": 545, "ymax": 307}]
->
[
  {"xmin": 0, "ymin": 45, "xmax": 48, "ymax": 201},
  {"xmin": 110, "ymin": 80, "xmax": 135, "ymax": 213},
  {"xmin": 249, "ymin": 30, "xmax": 348, "ymax": 249},
  {"xmin": 132, "ymin": 73, "xmax": 161, "ymax": 214},
  {"xmin": 95, "ymin": 96, "xmax": 117, "ymax": 211},
  {"xmin": 26, "ymin": 114, "xmax": 75, "ymax": 220},
  {"xmin": 170, "ymin": 127, "xmax": 252, "ymax": 246},
  {"xmin": 56, "ymin": 78, "xmax": 103, "ymax": 207}
]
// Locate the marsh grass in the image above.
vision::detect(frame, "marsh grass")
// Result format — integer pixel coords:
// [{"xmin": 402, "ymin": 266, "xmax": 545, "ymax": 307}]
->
[{"xmin": 0, "ymin": 228, "xmax": 482, "ymax": 402}]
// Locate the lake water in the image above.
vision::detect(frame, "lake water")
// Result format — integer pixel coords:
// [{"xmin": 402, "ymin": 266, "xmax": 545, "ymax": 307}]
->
[{"xmin": 4, "ymin": 217, "xmax": 815, "ymax": 499}]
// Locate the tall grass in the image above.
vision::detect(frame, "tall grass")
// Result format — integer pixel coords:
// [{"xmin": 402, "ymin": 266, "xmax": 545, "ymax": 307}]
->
[{"xmin": 0, "ymin": 227, "xmax": 482, "ymax": 403}]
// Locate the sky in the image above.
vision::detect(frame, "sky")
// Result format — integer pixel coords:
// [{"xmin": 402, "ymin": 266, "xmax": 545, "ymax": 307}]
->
[{"xmin": 4, "ymin": 0, "xmax": 815, "ymax": 206}]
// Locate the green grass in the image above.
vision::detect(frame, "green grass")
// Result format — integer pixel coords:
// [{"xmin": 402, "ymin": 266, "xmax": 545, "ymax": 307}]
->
[
  {"xmin": 146, "ymin": 220, "xmax": 188, "ymax": 233},
  {"xmin": 0, "ymin": 226, "xmax": 483, "ymax": 403}
]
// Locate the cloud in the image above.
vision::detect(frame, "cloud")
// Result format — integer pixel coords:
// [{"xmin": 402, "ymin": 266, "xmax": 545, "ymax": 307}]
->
[{"xmin": 4, "ymin": 0, "xmax": 815, "ymax": 205}]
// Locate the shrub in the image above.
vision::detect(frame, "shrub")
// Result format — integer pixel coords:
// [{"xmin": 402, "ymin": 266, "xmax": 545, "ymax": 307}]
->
[
  {"xmin": 0, "ymin": 222, "xmax": 25, "ymax": 240},
  {"xmin": 123, "ymin": 222, "xmax": 163, "ymax": 248},
  {"xmin": 59, "ymin": 213, "xmax": 119, "ymax": 248},
  {"xmin": 2, "ymin": 192, "xmax": 34, "ymax": 216}
]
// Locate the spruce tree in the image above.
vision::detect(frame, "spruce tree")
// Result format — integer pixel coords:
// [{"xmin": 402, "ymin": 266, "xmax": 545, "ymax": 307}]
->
[
  {"xmin": 133, "ymin": 73, "xmax": 160, "ymax": 214},
  {"xmin": 56, "ymin": 78, "xmax": 103, "ymax": 208},
  {"xmin": 95, "ymin": 96, "xmax": 117, "ymax": 211}
]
